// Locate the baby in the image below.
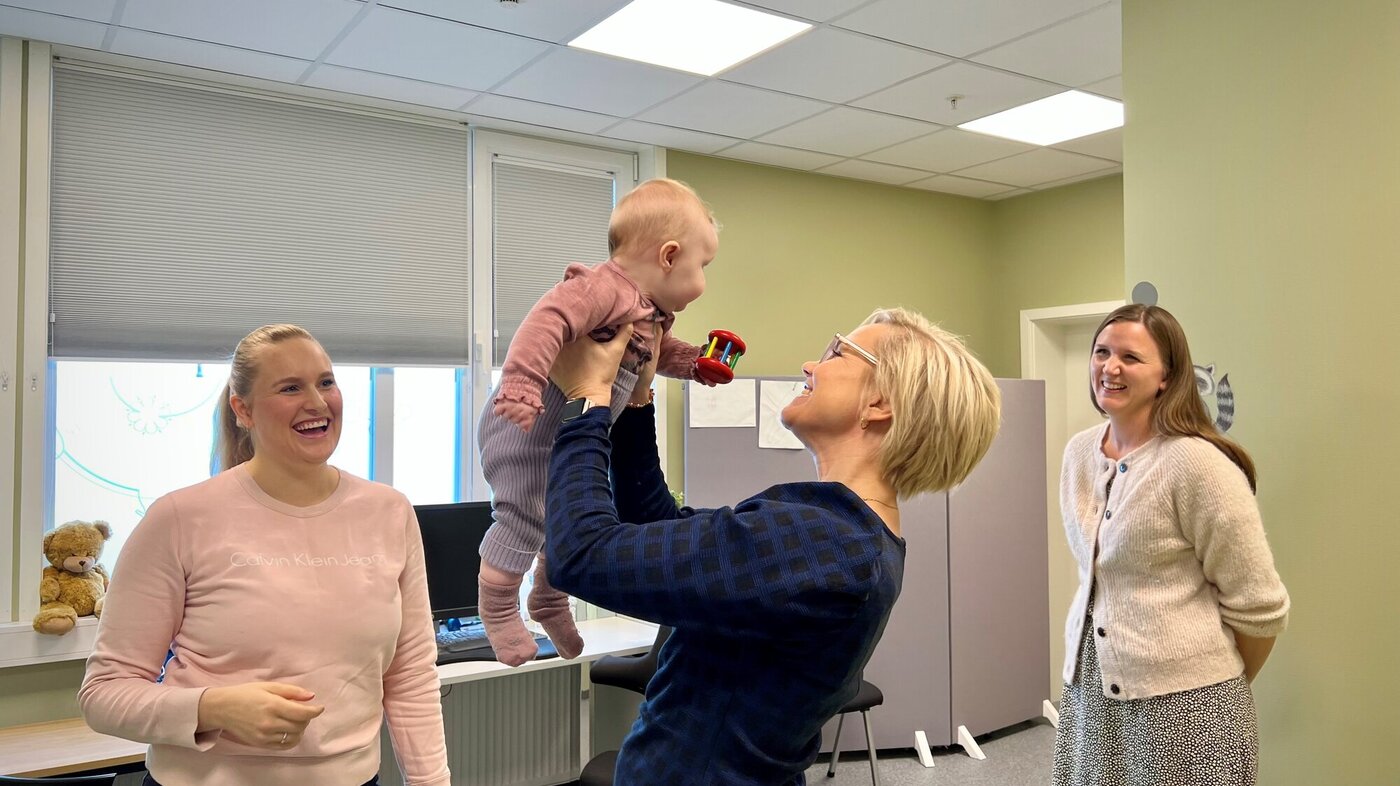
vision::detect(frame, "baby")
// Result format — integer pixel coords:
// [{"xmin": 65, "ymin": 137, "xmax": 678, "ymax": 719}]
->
[{"xmin": 477, "ymin": 178, "xmax": 719, "ymax": 666}]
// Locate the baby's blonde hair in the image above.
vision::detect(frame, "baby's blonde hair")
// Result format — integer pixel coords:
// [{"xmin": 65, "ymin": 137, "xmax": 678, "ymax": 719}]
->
[{"xmin": 608, "ymin": 178, "xmax": 718, "ymax": 256}]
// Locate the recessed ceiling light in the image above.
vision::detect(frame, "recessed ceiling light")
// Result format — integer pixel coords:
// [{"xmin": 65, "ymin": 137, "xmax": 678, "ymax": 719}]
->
[
  {"xmin": 568, "ymin": 0, "xmax": 811, "ymax": 77},
  {"xmin": 959, "ymin": 91, "xmax": 1123, "ymax": 146}
]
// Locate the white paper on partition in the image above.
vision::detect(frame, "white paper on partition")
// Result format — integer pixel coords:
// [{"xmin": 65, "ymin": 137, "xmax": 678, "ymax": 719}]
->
[
  {"xmin": 758, "ymin": 380, "xmax": 806, "ymax": 449},
  {"xmin": 689, "ymin": 378, "xmax": 756, "ymax": 427}
]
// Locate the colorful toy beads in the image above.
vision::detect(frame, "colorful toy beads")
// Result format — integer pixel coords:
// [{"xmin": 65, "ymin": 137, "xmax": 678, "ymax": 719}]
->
[{"xmin": 695, "ymin": 329, "xmax": 746, "ymax": 384}]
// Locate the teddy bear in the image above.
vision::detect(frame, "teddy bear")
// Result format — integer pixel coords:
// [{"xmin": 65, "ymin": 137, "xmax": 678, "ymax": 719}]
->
[{"xmin": 33, "ymin": 520, "xmax": 112, "ymax": 635}]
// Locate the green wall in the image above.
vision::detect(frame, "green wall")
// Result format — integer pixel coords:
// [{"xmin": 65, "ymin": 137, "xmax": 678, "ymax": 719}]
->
[
  {"xmin": 1124, "ymin": 1, "xmax": 1400, "ymax": 783},
  {"xmin": 663, "ymin": 152, "xmax": 999, "ymax": 479},
  {"xmin": 985, "ymin": 175, "xmax": 1125, "ymax": 377}
]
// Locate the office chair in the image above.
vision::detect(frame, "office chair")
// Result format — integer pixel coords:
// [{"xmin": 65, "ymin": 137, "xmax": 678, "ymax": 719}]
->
[
  {"xmin": 0, "ymin": 774, "xmax": 119, "ymax": 785},
  {"xmin": 825, "ymin": 678, "xmax": 883, "ymax": 785},
  {"xmin": 578, "ymin": 625, "xmax": 672, "ymax": 786}
]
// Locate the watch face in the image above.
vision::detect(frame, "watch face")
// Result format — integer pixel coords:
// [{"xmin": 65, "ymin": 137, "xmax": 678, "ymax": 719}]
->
[{"xmin": 562, "ymin": 398, "xmax": 589, "ymax": 421}]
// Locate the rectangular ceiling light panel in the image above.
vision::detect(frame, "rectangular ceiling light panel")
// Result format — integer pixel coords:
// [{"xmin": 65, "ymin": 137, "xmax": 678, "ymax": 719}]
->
[
  {"xmin": 569, "ymin": 0, "xmax": 811, "ymax": 76},
  {"xmin": 959, "ymin": 90, "xmax": 1124, "ymax": 146}
]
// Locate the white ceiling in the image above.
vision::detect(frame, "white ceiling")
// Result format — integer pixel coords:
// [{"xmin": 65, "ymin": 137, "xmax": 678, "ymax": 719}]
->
[{"xmin": 0, "ymin": 0, "xmax": 1124, "ymax": 200}]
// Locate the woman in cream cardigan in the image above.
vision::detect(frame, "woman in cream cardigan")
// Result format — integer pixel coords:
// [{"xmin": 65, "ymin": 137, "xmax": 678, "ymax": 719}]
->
[{"xmin": 1052, "ymin": 304, "xmax": 1289, "ymax": 786}]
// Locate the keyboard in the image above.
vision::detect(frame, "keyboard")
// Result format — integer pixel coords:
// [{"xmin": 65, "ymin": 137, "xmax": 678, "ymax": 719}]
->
[{"xmin": 435, "ymin": 623, "xmax": 559, "ymax": 665}]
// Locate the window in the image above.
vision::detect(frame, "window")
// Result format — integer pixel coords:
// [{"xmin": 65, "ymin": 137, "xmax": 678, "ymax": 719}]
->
[
  {"xmin": 389, "ymin": 367, "xmax": 462, "ymax": 506},
  {"xmin": 51, "ymin": 361, "xmax": 371, "ymax": 561}
]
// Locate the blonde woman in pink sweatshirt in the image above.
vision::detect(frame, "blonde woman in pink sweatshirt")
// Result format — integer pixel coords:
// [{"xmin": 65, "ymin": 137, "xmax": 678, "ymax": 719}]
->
[{"xmin": 80, "ymin": 324, "xmax": 449, "ymax": 786}]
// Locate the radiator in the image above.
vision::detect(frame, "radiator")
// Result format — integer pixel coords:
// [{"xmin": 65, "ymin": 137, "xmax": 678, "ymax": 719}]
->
[{"xmin": 379, "ymin": 667, "xmax": 582, "ymax": 786}]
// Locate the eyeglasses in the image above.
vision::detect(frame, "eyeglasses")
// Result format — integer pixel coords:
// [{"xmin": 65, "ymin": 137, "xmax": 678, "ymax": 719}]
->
[{"xmin": 820, "ymin": 333, "xmax": 879, "ymax": 367}]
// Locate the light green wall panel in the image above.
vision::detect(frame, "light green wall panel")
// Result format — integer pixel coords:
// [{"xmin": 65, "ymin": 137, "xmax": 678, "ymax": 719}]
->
[
  {"xmin": 985, "ymin": 175, "xmax": 1124, "ymax": 378},
  {"xmin": 1124, "ymin": 1, "xmax": 1400, "ymax": 783}
]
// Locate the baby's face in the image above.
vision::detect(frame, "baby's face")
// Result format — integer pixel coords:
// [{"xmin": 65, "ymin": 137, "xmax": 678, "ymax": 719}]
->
[{"xmin": 653, "ymin": 218, "xmax": 718, "ymax": 314}]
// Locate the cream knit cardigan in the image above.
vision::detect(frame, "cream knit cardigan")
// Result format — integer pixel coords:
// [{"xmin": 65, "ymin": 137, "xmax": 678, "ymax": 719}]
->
[{"xmin": 1060, "ymin": 423, "xmax": 1290, "ymax": 701}]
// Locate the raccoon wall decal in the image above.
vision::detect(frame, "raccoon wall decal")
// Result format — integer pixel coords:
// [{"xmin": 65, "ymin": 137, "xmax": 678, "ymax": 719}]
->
[{"xmin": 1194, "ymin": 363, "xmax": 1235, "ymax": 432}]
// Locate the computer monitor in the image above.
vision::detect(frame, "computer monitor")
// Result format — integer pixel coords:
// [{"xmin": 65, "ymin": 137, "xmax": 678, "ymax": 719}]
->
[{"xmin": 414, "ymin": 501, "xmax": 494, "ymax": 623}]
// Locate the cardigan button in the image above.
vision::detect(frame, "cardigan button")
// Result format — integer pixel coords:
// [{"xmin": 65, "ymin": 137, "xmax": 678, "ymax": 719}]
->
[
  {"xmin": 1118, "ymin": 462, "xmax": 1127, "ymax": 473},
  {"xmin": 1105, "ymin": 510, "xmax": 1112, "ymax": 520},
  {"xmin": 1110, "ymin": 684, "xmax": 1121, "ymax": 695},
  {"xmin": 1096, "ymin": 627, "xmax": 1106, "ymax": 637}
]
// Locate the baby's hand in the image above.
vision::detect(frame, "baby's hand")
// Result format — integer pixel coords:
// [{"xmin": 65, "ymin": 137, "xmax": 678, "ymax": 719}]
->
[{"xmin": 495, "ymin": 400, "xmax": 540, "ymax": 432}]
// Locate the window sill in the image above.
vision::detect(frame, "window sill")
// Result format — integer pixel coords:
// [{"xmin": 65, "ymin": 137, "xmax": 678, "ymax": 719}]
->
[{"xmin": 0, "ymin": 618, "xmax": 97, "ymax": 669}]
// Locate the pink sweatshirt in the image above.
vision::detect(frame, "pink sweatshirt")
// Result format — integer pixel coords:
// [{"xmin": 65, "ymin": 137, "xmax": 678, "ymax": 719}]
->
[
  {"xmin": 494, "ymin": 260, "xmax": 703, "ymax": 427},
  {"xmin": 79, "ymin": 465, "xmax": 449, "ymax": 786}
]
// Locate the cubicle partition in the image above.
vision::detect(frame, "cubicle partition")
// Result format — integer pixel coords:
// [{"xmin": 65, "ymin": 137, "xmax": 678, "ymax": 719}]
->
[{"xmin": 684, "ymin": 378, "xmax": 1049, "ymax": 756}]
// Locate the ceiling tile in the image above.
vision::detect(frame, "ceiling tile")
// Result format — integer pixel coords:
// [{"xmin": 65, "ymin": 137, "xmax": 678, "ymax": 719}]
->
[
  {"xmin": 109, "ymin": 29, "xmax": 311, "ymax": 82},
  {"xmin": 600, "ymin": 120, "xmax": 740, "ymax": 155},
  {"xmin": 637, "ymin": 81, "xmax": 828, "ymax": 139},
  {"xmin": 716, "ymin": 142, "xmax": 843, "ymax": 171},
  {"xmin": 740, "ymin": 0, "xmax": 875, "ymax": 23},
  {"xmin": 381, "ymin": 0, "xmax": 629, "ymax": 44},
  {"xmin": 1051, "ymin": 127, "xmax": 1121, "ymax": 162},
  {"xmin": 953, "ymin": 147, "xmax": 1115, "ymax": 187},
  {"xmin": 121, "ymin": 0, "xmax": 362, "ymax": 60},
  {"xmin": 1032, "ymin": 165, "xmax": 1121, "ymax": 190},
  {"xmin": 864, "ymin": 128, "xmax": 1033, "ymax": 172},
  {"xmin": 1082, "ymin": 74, "xmax": 1122, "ymax": 100},
  {"xmin": 835, "ymin": 0, "xmax": 1101, "ymax": 58},
  {"xmin": 816, "ymin": 159, "xmax": 931, "ymax": 186},
  {"xmin": 464, "ymin": 94, "xmax": 620, "ymax": 135},
  {"xmin": 326, "ymin": 6, "xmax": 550, "ymax": 91},
  {"xmin": 853, "ymin": 62, "xmax": 1061, "ymax": 124},
  {"xmin": 495, "ymin": 47, "xmax": 701, "ymax": 117},
  {"xmin": 722, "ymin": 27, "xmax": 946, "ymax": 103},
  {"xmin": 0, "ymin": 6, "xmax": 106, "ymax": 48},
  {"xmin": 2, "ymin": 0, "xmax": 116, "ymax": 23},
  {"xmin": 303, "ymin": 65, "xmax": 477, "ymax": 110},
  {"xmin": 907, "ymin": 175, "xmax": 1018, "ymax": 198},
  {"xmin": 758, "ymin": 106, "xmax": 937, "ymax": 157},
  {"xmin": 971, "ymin": 2, "xmax": 1121, "ymax": 86}
]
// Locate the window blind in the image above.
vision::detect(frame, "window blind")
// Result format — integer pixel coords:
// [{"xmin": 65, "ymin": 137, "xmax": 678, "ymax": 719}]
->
[
  {"xmin": 49, "ymin": 67, "xmax": 470, "ymax": 365},
  {"xmin": 491, "ymin": 157, "xmax": 614, "ymax": 366}
]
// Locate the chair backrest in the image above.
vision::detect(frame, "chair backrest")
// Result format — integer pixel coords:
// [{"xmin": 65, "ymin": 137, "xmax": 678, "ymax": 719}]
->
[
  {"xmin": 637, "ymin": 625, "xmax": 673, "ymax": 675},
  {"xmin": 0, "ymin": 774, "xmax": 118, "ymax": 785},
  {"xmin": 590, "ymin": 624, "xmax": 674, "ymax": 694}
]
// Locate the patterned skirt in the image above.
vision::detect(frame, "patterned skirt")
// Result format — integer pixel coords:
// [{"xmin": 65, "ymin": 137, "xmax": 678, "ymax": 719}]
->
[{"xmin": 1051, "ymin": 599, "xmax": 1259, "ymax": 786}]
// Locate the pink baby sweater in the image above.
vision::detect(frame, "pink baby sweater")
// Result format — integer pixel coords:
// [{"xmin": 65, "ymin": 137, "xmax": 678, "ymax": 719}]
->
[
  {"xmin": 79, "ymin": 465, "xmax": 449, "ymax": 786},
  {"xmin": 494, "ymin": 259, "xmax": 702, "ymax": 419}
]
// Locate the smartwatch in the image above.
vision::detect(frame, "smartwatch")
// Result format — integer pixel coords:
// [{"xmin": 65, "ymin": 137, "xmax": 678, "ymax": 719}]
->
[{"xmin": 561, "ymin": 397, "xmax": 600, "ymax": 423}]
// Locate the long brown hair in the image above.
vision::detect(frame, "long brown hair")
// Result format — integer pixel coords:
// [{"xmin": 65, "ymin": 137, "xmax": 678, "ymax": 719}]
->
[
  {"xmin": 213, "ymin": 324, "xmax": 315, "ymax": 473},
  {"xmin": 1089, "ymin": 304, "xmax": 1257, "ymax": 492}
]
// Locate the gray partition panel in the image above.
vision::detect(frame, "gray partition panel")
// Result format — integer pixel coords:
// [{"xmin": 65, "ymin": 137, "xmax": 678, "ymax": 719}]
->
[
  {"xmin": 948, "ymin": 379, "xmax": 1049, "ymax": 737},
  {"xmin": 682, "ymin": 378, "xmax": 813, "ymax": 508}
]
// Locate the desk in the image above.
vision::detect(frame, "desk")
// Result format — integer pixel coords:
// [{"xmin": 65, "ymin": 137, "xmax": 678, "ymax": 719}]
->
[
  {"xmin": 0, "ymin": 717, "xmax": 145, "ymax": 777},
  {"xmin": 0, "ymin": 617, "xmax": 657, "ymax": 780}
]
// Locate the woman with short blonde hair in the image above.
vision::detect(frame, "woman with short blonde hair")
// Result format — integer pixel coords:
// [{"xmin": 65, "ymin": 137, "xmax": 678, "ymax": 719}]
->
[{"xmin": 540, "ymin": 308, "xmax": 1000, "ymax": 784}]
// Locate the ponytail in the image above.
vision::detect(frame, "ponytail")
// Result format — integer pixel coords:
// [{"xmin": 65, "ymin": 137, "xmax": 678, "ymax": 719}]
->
[
  {"xmin": 209, "ymin": 323, "xmax": 314, "ymax": 475},
  {"xmin": 212, "ymin": 382, "xmax": 254, "ymax": 473}
]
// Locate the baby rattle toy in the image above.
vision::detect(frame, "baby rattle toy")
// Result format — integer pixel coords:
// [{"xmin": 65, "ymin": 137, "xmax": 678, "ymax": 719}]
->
[{"xmin": 695, "ymin": 329, "xmax": 746, "ymax": 384}]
